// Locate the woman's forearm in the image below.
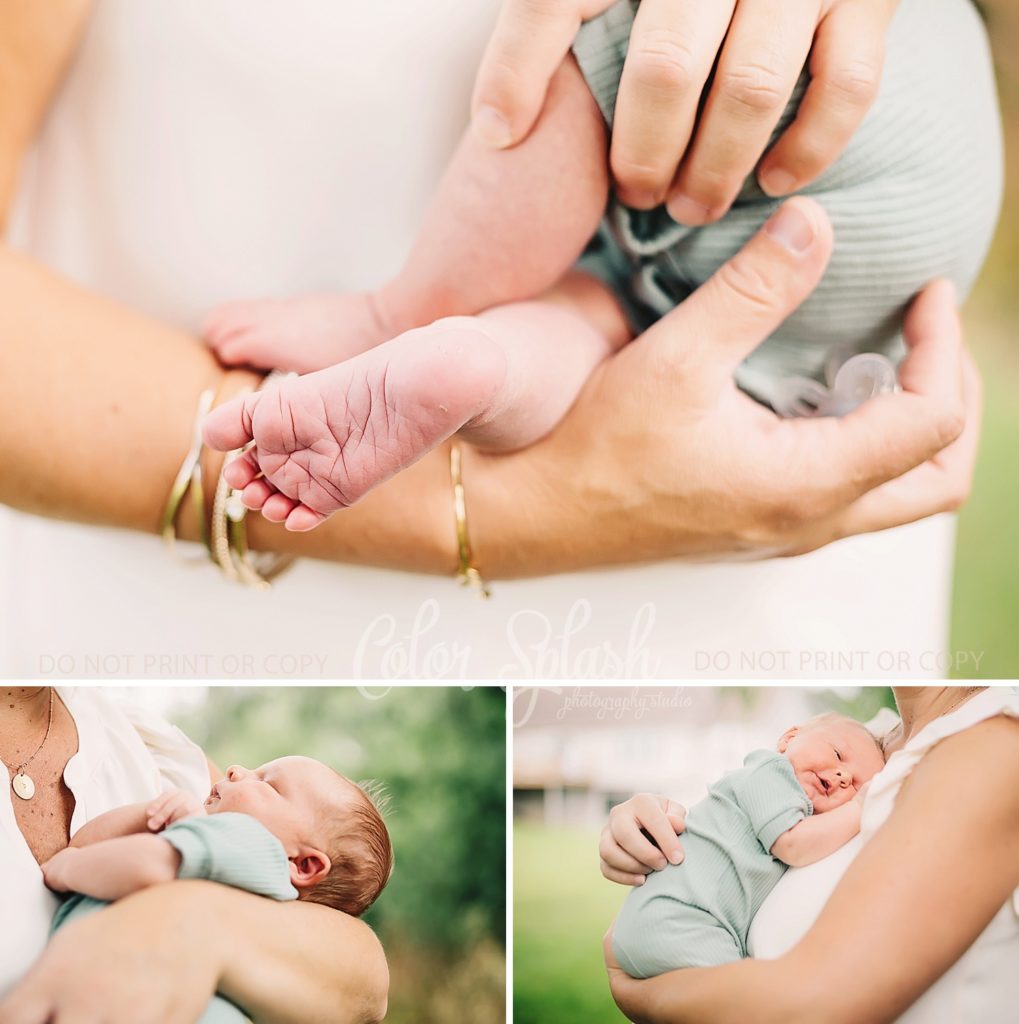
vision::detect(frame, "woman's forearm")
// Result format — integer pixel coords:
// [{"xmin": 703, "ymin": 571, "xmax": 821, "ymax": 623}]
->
[
  {"xmin": 7, "ymin": 879, "xmax": 387, "ymax": 1024},
  {"xmin": 208, "ymin": 887, "xmax": 389, "ymax": 1024},
  {"xmin": 0, "ymin": 246, "xmax": 457, "ymax": 573}
]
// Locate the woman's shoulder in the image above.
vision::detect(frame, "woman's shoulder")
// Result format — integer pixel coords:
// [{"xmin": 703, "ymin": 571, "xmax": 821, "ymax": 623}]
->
[
  {"xmin": 59, "ymin": 687, "xmax": 210, "ymax": 800},
  {"xmin": 862, "ymin": 688, "xmax": 1019, "ymax": 837}
]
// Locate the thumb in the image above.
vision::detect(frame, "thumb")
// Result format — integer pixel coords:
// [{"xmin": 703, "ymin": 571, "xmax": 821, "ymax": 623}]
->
[
  {"xmin": 639, "ymin": 197, "xmax": 834, "ymax": 386},
  {"xmin": 471, "ymin": 0, "xmax": 586, "ymax": 148},
  {"xmin": 203, "ymin": 391, "xmax": 261, "ymax": 453}
]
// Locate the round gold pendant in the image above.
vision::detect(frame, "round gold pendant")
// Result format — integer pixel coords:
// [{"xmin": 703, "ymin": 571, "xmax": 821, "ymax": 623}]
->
[{"xmin": 12, "ymin": 773, "xmax": 35, "ymax": 800}]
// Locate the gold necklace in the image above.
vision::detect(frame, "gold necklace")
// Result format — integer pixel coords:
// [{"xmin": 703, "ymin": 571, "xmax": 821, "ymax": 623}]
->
[{"xmin": 1, "ymin": 689, "xmax": 55, "ymax": 801}]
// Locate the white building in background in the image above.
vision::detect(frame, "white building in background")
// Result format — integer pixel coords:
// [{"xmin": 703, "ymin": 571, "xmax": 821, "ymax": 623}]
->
[{"xmin": 513, "ymin": 687, "xmax": 828, "ymax": 830}]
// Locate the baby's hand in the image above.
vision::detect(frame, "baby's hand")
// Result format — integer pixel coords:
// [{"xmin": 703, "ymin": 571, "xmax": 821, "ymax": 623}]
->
[
  {"xmin": 146, "ymin": 789, "xmax": 205, "ymax": 832},
  {"xmin": 41, "ymin": 847, "xmax": 81, "ymax": 893}
]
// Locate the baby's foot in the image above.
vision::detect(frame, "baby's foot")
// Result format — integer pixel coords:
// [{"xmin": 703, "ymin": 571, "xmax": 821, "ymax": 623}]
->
[
  {"xmin": 202, "ymin": 318, "xmax": 507, "ymax": 531},
  {"xmin": 203, "ymin": 292, "xmax": 393, "ymax": 375}
]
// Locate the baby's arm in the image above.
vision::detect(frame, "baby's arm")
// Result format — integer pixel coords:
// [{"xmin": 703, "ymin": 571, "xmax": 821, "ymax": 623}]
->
[
  {"xmin": 770, "ymin": 796, "xmax": 863, "ymax": 867},
  {"xmin": 68, "ymin": 789, "xmax": 206, "ymax": 848},
  {"xmin": 376, "ymin": 56, "xmax": 609, "ymax": 335},
  {"xmin": 43, "ymin": 834, "xmax": 182, "ymax": 901}
]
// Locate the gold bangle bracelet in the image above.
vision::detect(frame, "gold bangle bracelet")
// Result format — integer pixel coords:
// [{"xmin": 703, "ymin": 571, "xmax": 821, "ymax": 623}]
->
[
  {"xmin": 209, "ymin": 374, "xmax": 296, "ymax": 590},
  {"xmin": 161, "ymin": 387, "xmax": 216, "ymax": 560},
  {"xmin": 450, "ymin": 442, "xmax": 490, "ymax": 598}
]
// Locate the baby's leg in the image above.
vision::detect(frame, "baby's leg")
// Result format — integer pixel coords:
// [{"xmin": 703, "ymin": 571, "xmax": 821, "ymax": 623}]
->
[
  {"xmin": 205, "ymin": 57, "xmax": 610, "ymax": 374},
  {"xmin": 612, "ymin": 903, "xmax": 744, "ymax": 978},
  {"xmin": 202, "ymin": 274, "xmax": 628, "ymax": 532}
]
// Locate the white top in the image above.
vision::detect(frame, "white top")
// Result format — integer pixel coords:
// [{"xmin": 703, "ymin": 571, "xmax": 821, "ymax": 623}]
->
[
  {"xmin": 749, "ymin": 687, "xmax": 1019, "ymax": 1021},
  {"xmin": 0, "ymin": 688, "xmax": 209, "ymax": 997},
  {"xmin": 0, "ymin": 0, "xmax": 955, "ymax": 679}
]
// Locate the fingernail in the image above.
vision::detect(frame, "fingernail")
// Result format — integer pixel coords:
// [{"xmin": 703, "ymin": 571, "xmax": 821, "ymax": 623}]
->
[
  {"xmin": 765, "ymin": 202, "xmax": 815, "ymax": 255},
  {"xmin": 760, "ymin": 167, "xmax": 796, "ymax": 197},
  {"xmin": 666, "ymin": 193, "xmax": 713, "ymax": 226},
  {"xmin": 472, "ymin": 105, "xmax": 512, "ymax": 148},
  {"xmin": 668, "ymin": 850, "xmax": 682, "ymax": 866}
]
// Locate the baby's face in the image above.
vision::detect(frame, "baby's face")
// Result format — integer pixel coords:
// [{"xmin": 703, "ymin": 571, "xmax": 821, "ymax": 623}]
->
[
  {"xmin": 779, "ymin": 720, "xmax": 884, "ymax": 813},
  {"xmin": 205, "ymin": 755, "xmax": 344, "ymax": 853}
]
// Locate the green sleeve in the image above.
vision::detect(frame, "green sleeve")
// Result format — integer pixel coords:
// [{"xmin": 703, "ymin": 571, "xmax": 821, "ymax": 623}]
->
[
  {"xmin": 163, "ymin": 813, "xmax": 298, "ymax": 901},
  {"xmin": 736, "ymin": 750, "xmax": 812, "ymax": 853}
]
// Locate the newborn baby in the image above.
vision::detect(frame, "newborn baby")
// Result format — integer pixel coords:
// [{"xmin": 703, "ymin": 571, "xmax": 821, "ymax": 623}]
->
[
  {"xmin": 611, "ymin": 713, "xmax": 884, "ymax": 978},
  {"xmin": 41, "ymin": 757, "xmax": 392, "ymax": 1024},
  {"xmin": 202, "ymin": 0, "xmax": 1001, "ymax": 532}
]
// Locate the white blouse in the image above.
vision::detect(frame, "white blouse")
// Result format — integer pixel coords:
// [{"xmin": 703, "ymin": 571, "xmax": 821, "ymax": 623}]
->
[
  {"xmin": 1, "ymin": 688, "xmax": 210, "ymax": 997},
  {"xmin": 749, "ymin": 687, "xmax": 1019, "ymax": 1021}
]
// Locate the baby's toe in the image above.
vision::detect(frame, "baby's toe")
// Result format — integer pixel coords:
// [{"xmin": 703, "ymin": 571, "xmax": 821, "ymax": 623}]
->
[
  {"xmin": 262, "ymin": 493, "xmax": 299, "ymax": 523},
  {"xmin": 285, "ymin": 504, "xmax": 329, "ymax": 532}
]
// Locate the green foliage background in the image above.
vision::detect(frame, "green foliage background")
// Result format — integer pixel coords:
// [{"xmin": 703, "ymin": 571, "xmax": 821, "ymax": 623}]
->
[
  {"xmin": 950, "ymin": 5, "xmax": 1019, "ymax": 677},
  {"xmin": 173, "ymin": 686, "xmax": 506, "ymax": 1024}
]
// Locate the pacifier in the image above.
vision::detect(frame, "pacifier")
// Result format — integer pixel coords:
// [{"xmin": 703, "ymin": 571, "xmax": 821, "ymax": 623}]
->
[{"xmin": 771, "ymin": 349, "xmax": 898, "ymax": 419}]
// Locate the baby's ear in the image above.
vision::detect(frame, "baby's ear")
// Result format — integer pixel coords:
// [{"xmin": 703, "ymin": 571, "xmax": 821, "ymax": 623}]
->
[
  {"xmin": 290, "ymin": 848, "xmax": 331, "ymax": 890},
  {"xmin": 777, "ymin": 726, "xmax": 799, "ymax": 753}
]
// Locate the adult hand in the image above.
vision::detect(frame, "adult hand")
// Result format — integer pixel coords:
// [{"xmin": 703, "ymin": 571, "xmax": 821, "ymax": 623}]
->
[
  {"xmin": 477, "ymin": 196, "xmax": 978, "ymax": 573},
  {"xmin": 600, "ymin": 794, "xmax": 688, "ymax": 885},
  {"xmin": 0, "ymin": 883, "xmax": 222, "ymax": 1024},
  {"xmin": 472, "ymin": 0, "xmax": 896, "ymax": 218}
]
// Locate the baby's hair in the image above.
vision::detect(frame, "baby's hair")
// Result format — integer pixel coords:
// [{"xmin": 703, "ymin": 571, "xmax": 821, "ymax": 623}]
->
[
  {"xmin": 802, "ymin": 712, "xmax": 886, "ymax": 762},
  {"xmin": 301, "ymin": 772, "xmax": 393, "ymax": 917}
]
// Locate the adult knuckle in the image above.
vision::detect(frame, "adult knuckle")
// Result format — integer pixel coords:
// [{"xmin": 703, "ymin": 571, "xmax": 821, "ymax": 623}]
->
[
  {"xmin": 759, "ymin": 490, "xmax": 810, "ymax": 534},
  {"xmin": 826, "ymin": 53, "xmax": 883, "ymax": 108},
  {"xmin": 611, "ymin": 154, "xmax": 667, "ymax": 194},
  {"xmin": 720, "ymin": 59, "xmax": 787, "ymax": 117},
  {"xmin": 630, "ymin": 29, "xmax": 699, "ymax": 95},
  {"xmin": 935, "ymin": 403, "xmax": 966, "ymax": 449},
  {"xmin": 714, "ymin": 257, "xmax": 780, "ymax": 313}
]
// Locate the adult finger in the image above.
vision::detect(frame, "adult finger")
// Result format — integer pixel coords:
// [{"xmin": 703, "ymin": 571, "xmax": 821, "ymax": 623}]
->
[
  {"xmin": 636, "ymin": 804, "xmax": 686, "ymax": 867},
  {"xmin": 642, "ymin": 197, "xmax": 833, "ymax": 382},
  {"xmin": 608, "ymin": 810, "xmax": 670, "ymax": 871},
  {"xmin": 823, "ymin": 345, "xmax": 981, "ymax": 539},
  {"xmin": 0, "ymin": 982, "xmax": 51, "ymax": 1024},
  {"xmin": 601, "ymin": 866, "xmax": 648, "ymax": 886},
  {"xmin": 470, "ymin": 0, "xmax": 591, "ymax": 149},
  {"xmin": 667, "ymin": 0, "xmax": 818, "ymax": 224},
  {"xmin": 599, "ymin": 830, "xmax": 653, "ymax": 876},
  {"xmin": 817, "ymin": 279, "xmax": 967, "ymax": 500},
  {"xmin": 758, "ymin": 0, "xmax": 892, "ymax": 196},
  {"xmin": 611, "ymin": 0, "xmax": 735, "ymax": 209}
]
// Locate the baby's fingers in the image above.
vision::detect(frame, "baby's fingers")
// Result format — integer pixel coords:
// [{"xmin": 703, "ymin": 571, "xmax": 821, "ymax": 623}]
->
[{"xmin": 223, "ymin": 450, "xmax": 261, "ymax": 491}]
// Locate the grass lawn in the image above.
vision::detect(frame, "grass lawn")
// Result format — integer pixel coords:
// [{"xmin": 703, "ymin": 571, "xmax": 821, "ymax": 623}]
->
[{"xmin": 514, "ymin": 823, "xmax": 629, "ymax": 1024}]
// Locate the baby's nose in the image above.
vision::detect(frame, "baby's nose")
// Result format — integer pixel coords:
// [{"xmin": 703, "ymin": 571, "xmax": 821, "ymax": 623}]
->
[{"xmin": 226, "ymin": 764, "xmax": 248, "ymax": 781}]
